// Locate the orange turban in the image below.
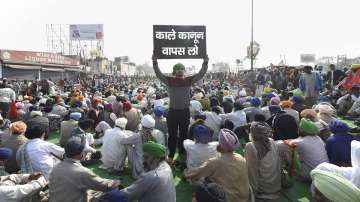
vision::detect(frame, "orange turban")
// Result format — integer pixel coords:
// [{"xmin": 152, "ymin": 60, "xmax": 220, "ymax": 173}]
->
[
  {"xmin": 280, "ymin": 100, "xmax": 293, "ymax": 108},
  {"xmin": 300, "ymin": 109, "xmax": 317, "ymax": 118}
]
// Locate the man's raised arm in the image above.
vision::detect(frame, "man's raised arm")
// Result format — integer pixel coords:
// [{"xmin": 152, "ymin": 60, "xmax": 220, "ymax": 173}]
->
[
  {"xmin": 152, "ymin": 54, "xmax": 168, "ymax": 85},
  {"xmin": 191, "ymin": 55, "xmax": 209, "ymax": 84}
]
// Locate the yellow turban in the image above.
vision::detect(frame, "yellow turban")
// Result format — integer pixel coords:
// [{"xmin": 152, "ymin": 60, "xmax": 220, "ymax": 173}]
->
[{"xmin": 351, "ymin": 64, "xmax": 360, "ymax": 69}]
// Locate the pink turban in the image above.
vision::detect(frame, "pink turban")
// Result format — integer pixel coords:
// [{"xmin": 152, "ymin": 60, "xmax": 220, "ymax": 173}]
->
[
  {"xmin": 219, "ymin": 128, "xmax": 240, "ymax": 152},
  {"xmin": 318, "ymin": 105, "xmax": 335, "ymax": 115},
  {"xmin": 270, "ymin": 97, "xmax": 280, "ymax": 105}
]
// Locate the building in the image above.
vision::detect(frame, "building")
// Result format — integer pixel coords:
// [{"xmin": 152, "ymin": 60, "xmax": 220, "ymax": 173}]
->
[
  {"xmin": 113, "ymin": 56, "xmax": 136, "ymax": 76},
  {"xmin": 0, "ymin": 49, "xmax": 83, "ymax": 81}
]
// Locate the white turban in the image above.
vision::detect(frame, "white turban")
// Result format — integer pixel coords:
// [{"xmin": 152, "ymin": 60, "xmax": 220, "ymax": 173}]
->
[
  {"xmin": 110, "ymin": 113, "xmax": 118, "ymax": 122},
  {"xmin": 115, "ymin": 118, "xmax": 128, "ymax": 129},
  {"xmin": 30, "ymin": 111, "xmax": 42, "ymax": 117},
  {"xmin": 141, "ymin": 115, "xmax": 155, "ymax": 128}
]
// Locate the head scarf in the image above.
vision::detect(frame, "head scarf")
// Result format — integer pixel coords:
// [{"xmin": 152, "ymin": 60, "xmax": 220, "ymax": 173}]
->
[
  {"xmin": 250, "ymin": 97, "xmax": 261, "ymax": 107},
  {"xmin": 11, "ymin": 121, "xmax": 27, "ymax": 134},
  {"xmin": 250, "ymin": 122, "xmax": 272, "ymax": 160},
  {"xmin": 115, "ymin": 118, "xmax": 128, "ymax": 129},
  {"xmin": 143, "ymin": 141, "xmax": 166, "ymax": 159},
  {"xmin": 193, "ymin": 124, "xmax": 212, "ymax": 144},
  {"xmin": 65, "ymin": 135, "xmax": 86, "ymax": 158},
  {"xmin": 311, "ymin": 169, "xmax": 360, "ymax": 202},
  {"xmin": 280, "ymin": 100, "xmax": 293, "ymax": 108},
  {"xmin": 141, "ymin": 115, "xmax": 155, "ymax": 128},
  {"xmin": 329, "ymin": 120, "xmax": 350, "ymax": 134},
  {"xmin": 300, "ymin": 109, "xmax": 317, "ymax": 118},
  {"xmin": 99, "ymin": 190, "xmax": 128, "ymax": 202},
  {"xmin": 0, "ymin": 148, "xmax": 12, "ymax": 160},
  {"xmin": 270, "ymin": 97, "xmax": 280, "ymax": 105},
  {"xmin": 351, "ymin": 64, "xmax": 360, "ymax": 70},
  {"xmin": 219, "ymin": 128, "xmax": 240, "ymax": 152},
  {"xmin": 153, "ymin": 106, "xmax": 165, "ymax": 117},
  {"xmin": 123, "ymin": 101, "xmax": 132, "ymax": 111},
  {"xmin": 299, "ymin": 118, "xmax": 320, "ymax": 135},
  {"xmin": 70, "ymin": 112, "xmax": 82, "ymax": 121}
]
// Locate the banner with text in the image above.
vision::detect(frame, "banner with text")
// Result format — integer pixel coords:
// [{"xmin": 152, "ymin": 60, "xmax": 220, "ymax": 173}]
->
[{"xmin": 153, "ymin": 25, "xmax": 206, "ymax": 59}]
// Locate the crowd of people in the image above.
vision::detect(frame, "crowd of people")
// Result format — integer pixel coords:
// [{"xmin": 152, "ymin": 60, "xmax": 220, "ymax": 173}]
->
[{"xmin": 0, "ymin": 58, "xmax": 359, "ymax": 202}]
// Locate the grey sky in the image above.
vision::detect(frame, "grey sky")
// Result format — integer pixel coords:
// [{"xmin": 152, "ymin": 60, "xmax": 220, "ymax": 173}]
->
[{"xmin": 1, "ymin": 0, "xmax": 359, "ymax": 72}]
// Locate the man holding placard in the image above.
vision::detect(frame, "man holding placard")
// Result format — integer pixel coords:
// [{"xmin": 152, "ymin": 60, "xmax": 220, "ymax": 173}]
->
[{"xmin": 152, "ymin": 25, "xmax": 208, "ymax": 166}]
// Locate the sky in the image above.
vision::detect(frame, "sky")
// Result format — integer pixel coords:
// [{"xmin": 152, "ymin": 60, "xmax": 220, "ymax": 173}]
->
[{"xmin": 1, "ymin": 0, "xmax": 359, "ymax": 72}]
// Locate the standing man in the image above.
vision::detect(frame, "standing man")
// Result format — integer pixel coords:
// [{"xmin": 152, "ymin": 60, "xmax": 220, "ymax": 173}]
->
[
  {"xmin": 299, "ymin": 66, "xmax": 323, "ymax": 107},
  {"xmin": 0, "ymin": 82, "xmax": 16, "ymax": 118},
  {"xmin": 326, "ymin": 64, "xmax": 345, "ymax": 89},
  {"xmin": 152, "ymin": 53, "xmax": 209, "ymax": 164}
]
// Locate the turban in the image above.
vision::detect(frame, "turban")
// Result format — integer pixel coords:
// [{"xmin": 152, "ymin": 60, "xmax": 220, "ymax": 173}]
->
[
  {"xmin": 141, "ymin": 115, "xmax": 155, "ymax": 128},
  {"xmin": 270, "ymin": 97, "xmax": 280, "ymax": 105},
  {"xmin": 123, "ymin": 101, "xmax": 132, "ymax": 111},
  {"xmin": 15, "ymin": 102, "xmax": 24, "ymax": 109},
  {"xmin": 219, "ymin": 128, "xmax": 240, "ymax": 152},
  {"xmin": 300, "ymin": 109, "xmax": 317, "ymax": 118},
  {"xmin": 153, "ymin": 106, "xmax": 165, "ymax": 117},
  {"xmin": 30, "ymin": 111, "xmax": 42, "ymax": 117},
  {"xmin": 193, "ymin": 124, "xmax": 212, "ymax": 144},
  {"xmin": 54, "ymin": 95, "xmax": 62, "ymax": 103},
  {"xmin": 329, "ymin": 120, "xmax": 350, "ymax": 134},
  {"xmin": 11, "ymin": 121, "xmax": 27, "ymax": 134},
  {"xmin": 143, "ymin": 141, "xmax": 166, "ymax": 158},
  {"xmin": 250, "ymin": 122, "xmax": 272, "ymax": 159},
  {"xmin": 173, "ymin": 63, "xmax": 185, "ymax": 75},
  {"xmin": 318, "ymin": 104, "xmax": 335, "ymax": 115},
  {"xmin": 311, "ymin": 169, "xmax": 360, "ymax": 202},
  {"xmin": 195, "ymin": 92, "xmax": 203, "ymax": 100},
  {"xmin": 110, "ymin": 113, "xmax": 118, "ymax": 122},
  {"xmin": 263, "ymin": 87, "xmax": 272, "ymax": 94},
  {"xmin": 319, "ymin": 95, "xmax": 330, "ymax": 102},
  {"xmin": 0, "ymin": 147, "xmax": 12, "ymax": 160},
  {"xmin": 65, "ymin": 135, "xmax": 86, "ymax": 158},
  {"xmin": 291, "ymin": 88, "xmax": 304, "ymax": 97},
  {"xmin": 137, "ymin": 94, "xmax": 144, "ymax": 101},
  {"xmin": 351, "ymin": 64, "xmax": 360, "ymax": 70},
  {"xmin": 269, "ymin": 105, "xmax": 281, "ymax": 114},
  {"xmin": 250, "ymin": 97, "xmax": 261, "ymax": 107},
  {"xmin": 78, "ymin": 95, "xmax": 85, "ymax": 101},
  {"xmin": 291, "ymin": 96, "xmax": 303, "ymax": 104},
  {"xmin": 299, "ymin": 118, "xmax": 320, "ymax": 135},
  {"xmin": 70, "ymin": 112, "xmax": 82, "ymax": 121},
  {"xmin": 280, "ymin": 100, "xmax": 293, "ymax": 108},
  {"xmin": 104, "ymin": 103, "xmax": 112, "ymax": 111},
  {"xmin": 91, "ymin": 99, "xmax": 101, "ymax": 107},
  {"xmin": 115, "ymin": 118, "xmax": 128, "ymax": 129},
  {"xmin": 99, "ymin": 190, "xmax": 128, "ymax": 202},
  {"xmin": 239, "ymin": 89, "xmax": 247, "ymax": 97}
]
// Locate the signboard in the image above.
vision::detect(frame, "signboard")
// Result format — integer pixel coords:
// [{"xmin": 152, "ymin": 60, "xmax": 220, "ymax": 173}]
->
[
  {"xmin": 300, "ymin": 54, "xmax": 316, "ymax": 63},
  {"xmin": 70, "ymin": 24, "xmax": 103, "ymax": 40},
  {"xmin": 0, "ymin": 50, "xmax": 80, "ymax": 66},
  {"xmin": 153, "ymin": 25, "xmax": 206, "ymax": 59}
]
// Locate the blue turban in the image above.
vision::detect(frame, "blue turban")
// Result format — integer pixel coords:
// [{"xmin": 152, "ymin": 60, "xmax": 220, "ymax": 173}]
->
[
  {"xmin": 153, "ymin": 106, "xmax": 165, "ymax": 117},
  {"xmin": 65, "ymin": 135, "xmax": 86, "ymax": 158},
  {"xmin": 291, "ymin": 96, "xmax": 302, "ymax": 104},
  {"xmin": 250, "ymin": 97, "xmax": 261, "ymax": 107},
  {"xmin": 319, "ymin": 95, "xmax": 330, "ymax": 102},
  {"xmin": 267, "ymin": 93, "xmax": 276, "ymax": 99},
  {"xmin": 269, "ymin": 105, "xmax": 281, "ymax": 114},
  {"xmin": 70, "ymin": 112, "xmax": 82, "ymax": 121},
  {"xmin": 99, "ymin": 190, "xmax": 128, "ymax": 202},
  {"xmin": 329, "ymin": 120, "xmax": 350, "ymax": 134},
  {"xmin": 193, "ymin": 124, "xmax": 212, "ymax": 144},
  {"xmin": 0, "ymin": 148, "xmax": 12, "ymax": 160}
]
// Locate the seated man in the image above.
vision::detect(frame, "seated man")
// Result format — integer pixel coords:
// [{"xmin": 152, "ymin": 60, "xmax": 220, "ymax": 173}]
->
[
  {"xmin": 337, "ymin": 85, "xmax": 360, "ymax": 117},
  {"xmin": 71, "ymin": 119, "xmax": 97, "ymax": 154},
  {"xmin": 16, "ymin": 126, "xmax": 64, "ymax": 180},
  {"xmin": 325, "ymin": 120, "xmax": 356, "ymax": 166},
  {"xmin": 243, "ymin": 97, "xmax": 264, "ymax": 123},
  {"xmin": 49, "ymin": 136, "xmax": 120, "ymax": 202},
  {"xmin": 121, "ymin": 142, "xmax": 176, "ymax": 202},
  {"xmin": 101, "ymin": 118, "xmax": 129, "ymax": 172},
  {"xmin": 245, "ymin": 122, "xmax": 281, "ymax": 199},
  {"xmin": 60, "ymin": 112, "xmax": 81, "ymax": 147},
  {"xmin": 287, "ymin": 118, "xmax": 329, "ymax": 181},
  {"xmin": 0, "ymin": 147, "xmax": 47, "ymax": 202},
  {"xmin": 183, "ymin": 124, "xmax": 218, "ymax": 170},
  {"xmin": 185, "ymin": 129, "xmax": 250, "ymax": 202}
]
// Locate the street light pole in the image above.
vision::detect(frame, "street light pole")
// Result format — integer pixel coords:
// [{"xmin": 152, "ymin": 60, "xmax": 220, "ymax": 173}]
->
[{"xmin": 250, "ymin": 0, "xmax": 254, "ymax": 70}]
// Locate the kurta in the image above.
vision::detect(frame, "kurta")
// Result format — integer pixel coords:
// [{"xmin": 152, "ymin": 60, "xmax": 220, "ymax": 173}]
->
[
  {"xmin": 59, "ymin": 120, "xmax": 78, "ymax": 147},
  {"xmin": 1, "ymin": 134, "xmax": 28, "ymax": 173},
  {"xmin": 49, "ymin": 158, "xmax": 118, "ymax": 202},
  {"xmin": 122, "ymin": 161, "xmax": 176, "ymax": 202},
  {"xmin": 245, "ymin": 139, "xmax": 281, "ymax": 199},
  {"xmin": 101, "ymin": 127, "xmax": 128, "ymax": 171},
  {"xmin": 185, "ymin": 152, "xmax": 250, "ymax": 202}
]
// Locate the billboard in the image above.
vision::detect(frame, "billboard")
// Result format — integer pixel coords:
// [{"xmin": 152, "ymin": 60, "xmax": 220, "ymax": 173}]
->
[
  {"xmin": 70, "ymin": 24, "xmax": 103, "ymax": 40},
  {"xmin": 0, "ymin": 50, "xmax": 80, "ymax": 66},
  {"xmin": 153, "ymin": 25, "xmax": 206, "ymax": 59},
  {"xmin": 300, "ymin": 54, "xmax": 316, "ymax": 63}
]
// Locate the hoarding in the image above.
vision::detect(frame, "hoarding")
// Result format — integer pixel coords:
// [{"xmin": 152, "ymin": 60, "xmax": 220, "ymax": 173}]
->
[{"xmin": 70, "ymin": 24, "xmax": 103, "ymax": 40}]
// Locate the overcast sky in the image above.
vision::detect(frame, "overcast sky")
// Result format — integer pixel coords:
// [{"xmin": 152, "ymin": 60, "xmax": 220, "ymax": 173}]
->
[{"xmin": 1, "ymin": 0, "xmax": 359, "ymax": 72}]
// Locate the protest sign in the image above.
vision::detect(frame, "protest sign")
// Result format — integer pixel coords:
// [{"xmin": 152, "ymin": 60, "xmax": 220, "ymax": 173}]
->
[{"xmin": 153, "ymin": 25, "xmax": 206, "ymax": 59}]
